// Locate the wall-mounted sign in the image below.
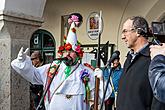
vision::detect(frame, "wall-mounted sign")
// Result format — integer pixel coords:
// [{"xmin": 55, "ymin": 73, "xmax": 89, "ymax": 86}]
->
[{"xmin": 86, "ymin": 11, "xmax": 103, "ymax": 40}]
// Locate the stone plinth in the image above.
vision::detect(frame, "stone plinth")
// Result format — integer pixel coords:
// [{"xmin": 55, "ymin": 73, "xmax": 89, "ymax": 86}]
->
[{"xmin": 0, "ymin": 12, "xmax": 43, "ymax": 110}]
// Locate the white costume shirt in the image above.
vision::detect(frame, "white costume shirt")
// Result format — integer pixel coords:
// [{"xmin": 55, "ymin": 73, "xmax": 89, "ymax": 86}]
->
[{"xmin": 11, "ymin": 56, "xmax": 112, "ymax": 110}]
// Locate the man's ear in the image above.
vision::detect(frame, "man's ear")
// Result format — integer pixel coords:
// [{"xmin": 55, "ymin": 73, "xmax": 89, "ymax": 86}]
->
[
  {"xmin": 136, "ymin": 28, "xmax": 144, "ymax": 37},
  {"xmin": 136, "ymin": 29, "xmax": 140, "ymax": 37},
  {"xmin": 136, "ymin": 32, "xmax": 140, "ymax": 37}
]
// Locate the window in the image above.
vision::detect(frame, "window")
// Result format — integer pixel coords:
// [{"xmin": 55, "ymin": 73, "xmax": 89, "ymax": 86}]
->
[{"xmin": 30, "ymin": 29, "xmax": 56, "ymax": 64}]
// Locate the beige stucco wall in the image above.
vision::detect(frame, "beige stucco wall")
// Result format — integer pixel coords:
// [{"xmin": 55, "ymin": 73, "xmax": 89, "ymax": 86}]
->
[{"xmin": 42, "ymin": 0, "xmax": 165, "ymax": 65}]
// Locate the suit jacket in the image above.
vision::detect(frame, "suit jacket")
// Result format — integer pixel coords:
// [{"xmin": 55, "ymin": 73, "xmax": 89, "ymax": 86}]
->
[
  {"xmin": 117, "ymin": 44, "xmax": 165, "ymax": 110},
  {"xmin": 149, "ymin": 55, "xmax": 165, "ymax": 103}
]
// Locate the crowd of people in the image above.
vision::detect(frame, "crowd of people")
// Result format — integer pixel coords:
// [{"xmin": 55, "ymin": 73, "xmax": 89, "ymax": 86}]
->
[{"xmin": 11, "ymin": 12, "xmax": 165, "ymax": 110}]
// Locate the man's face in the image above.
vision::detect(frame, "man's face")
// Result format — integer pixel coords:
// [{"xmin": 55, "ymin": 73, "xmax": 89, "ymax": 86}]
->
[
  {"xmin": 31, "ymin": 53, "xmax": 41, "ymax": 67},
  {"xmin": 112, "ymin": 59, "xmax": 120, "ymax": 68},
  {"xmin": 63, "ymin": 50, "xmax": 78, "ymax": 66},
  {"xmin": 121, "ymin": 19, "xmax": 138, "ymax": 49},
  {"xmin": 31, "ymin": 57, "xmax": 40, "ymax": 67}
]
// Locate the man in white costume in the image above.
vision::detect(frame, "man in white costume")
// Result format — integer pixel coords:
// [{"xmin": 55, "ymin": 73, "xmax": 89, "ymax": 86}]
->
[{"xmin": 11, "ymin": 13, "xmax": 112, "ymax": 110}]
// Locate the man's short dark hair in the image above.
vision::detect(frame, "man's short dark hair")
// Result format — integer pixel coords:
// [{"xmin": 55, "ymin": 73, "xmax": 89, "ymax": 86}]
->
[{"xmin": 130, "ymin": 16, "xmax": 149, "ymax": 37}]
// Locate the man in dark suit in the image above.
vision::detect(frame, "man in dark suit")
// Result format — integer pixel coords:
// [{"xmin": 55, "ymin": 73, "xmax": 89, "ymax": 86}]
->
[{"xmin": 117, "ymin": 16, "xmax": 165, "ymax": 110}]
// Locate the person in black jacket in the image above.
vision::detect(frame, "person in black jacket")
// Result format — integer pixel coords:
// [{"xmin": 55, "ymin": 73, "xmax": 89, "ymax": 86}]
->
[
  {"xmin": 149, "ymin": 43, "xmax": 165, "ymax": 103},
  {"xmin": 116, "ymin": 16, "xmax": 165, "ymax": 110},
  {"xmin": 30, "ymin": 51, "xmax": 45, "ymax": 110}
]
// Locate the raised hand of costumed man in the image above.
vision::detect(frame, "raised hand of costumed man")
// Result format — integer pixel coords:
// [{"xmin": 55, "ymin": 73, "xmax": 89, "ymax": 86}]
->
[{"xmin": 17, "ymin": 47, "xmax": 29, "ymax": 62}]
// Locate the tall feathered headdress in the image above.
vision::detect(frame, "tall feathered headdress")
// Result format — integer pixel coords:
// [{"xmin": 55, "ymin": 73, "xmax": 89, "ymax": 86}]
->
[{"xmin": 58, "ymin": 13, "xmax": 84, "ymax": 58}]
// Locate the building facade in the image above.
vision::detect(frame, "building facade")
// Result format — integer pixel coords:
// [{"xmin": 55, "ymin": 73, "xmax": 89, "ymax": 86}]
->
[{"xmin": 0, "ymin": 0, "xmax": 164, "ymax": 109}]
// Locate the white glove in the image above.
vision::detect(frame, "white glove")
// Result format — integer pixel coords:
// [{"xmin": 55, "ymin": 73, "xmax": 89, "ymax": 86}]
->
[
  {"xmin": 17, "ymin": 47, "xmax": 29, "ymax": 62},
  {"xmin": 94, "ymin": 68, "xmax": 103, "ymax": 79}
]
